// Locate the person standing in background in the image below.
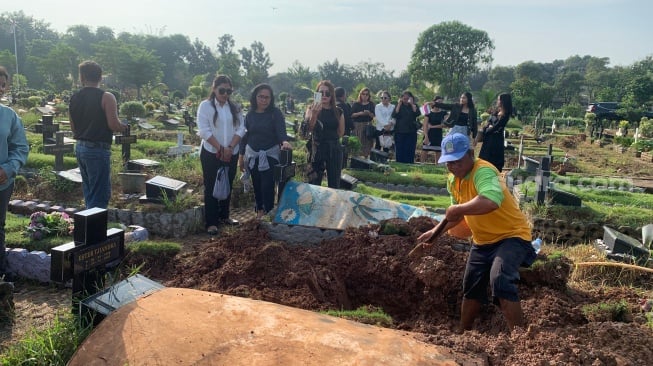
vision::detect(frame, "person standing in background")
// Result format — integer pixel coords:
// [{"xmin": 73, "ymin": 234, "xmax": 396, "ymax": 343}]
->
[
  {"xmin": 432, "ymin": 92, "xmax": 478, "ymax": 144},
  {"xmin": 478, "ymin": 93, "xmax": 512, "ymax": 172},
  {"xmin": 421, "ymin": 96, "xmax": 447, "ymax": 164},
  {"xmin": 374, "ymin": 90, "xmax": 395, "ymax": 153},
  {"xmin": 239, "ymin": 84, "xmax": 292, "ymax": 220},
  {"xmin": 304, "ymin": 80, "xmax": 345, "ymax": 188},
  {"xmin": 197, "ymin": 75, "xmax": 246, "ymax": 234},
  {"xmin": 335, "ymin": 87, "xmax": 353, "ymax": 136},
  {"xmin": 0, "ymin": 66, "xmax": 29, "ymax": 281},
  {"xmin": 392, "ymin": 91, "xmax": 421, "ymax": 163},
  {"xmin": 69, "ymin": 61, "xmax": 127, "ymax": 209},
  {"xmin": 351, "ymin": 88, "xmax": 375, "ymax": 158}
]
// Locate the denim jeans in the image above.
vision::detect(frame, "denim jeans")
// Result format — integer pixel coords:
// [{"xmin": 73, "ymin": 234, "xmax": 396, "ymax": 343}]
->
[
  {"xmin": 76, "ymin": 144, "xmax": 112, "ymax": 209},
  {"xmin": 0, "ymin": 182, "xmax": 14, "ymax": 273}
]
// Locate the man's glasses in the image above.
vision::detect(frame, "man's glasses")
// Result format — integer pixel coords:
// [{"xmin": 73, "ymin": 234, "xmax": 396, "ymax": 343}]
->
[
  {"xmin": 218, "ymin": 87, "xmax": 233, "ymax": 95},
  {"xmin": 319, "ymin": 90, "xmax": 331, "ymax": 97}
]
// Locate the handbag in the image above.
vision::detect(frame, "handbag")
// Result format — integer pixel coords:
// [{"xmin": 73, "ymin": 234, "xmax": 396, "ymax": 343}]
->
[{"xmin": 213, "ymin": 166, "xmax": 230, "ymax": 201}]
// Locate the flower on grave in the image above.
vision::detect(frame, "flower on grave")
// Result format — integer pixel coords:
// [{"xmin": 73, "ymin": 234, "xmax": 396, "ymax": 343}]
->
[{"xmin": 23, "ymin": 211, "xmax": 74, "ymax": 241}]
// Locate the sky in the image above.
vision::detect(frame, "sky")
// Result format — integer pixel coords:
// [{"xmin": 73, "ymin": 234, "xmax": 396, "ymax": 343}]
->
[{"xmin": 5, "ymin": 0, "xmax": 653, "ymax": 75}]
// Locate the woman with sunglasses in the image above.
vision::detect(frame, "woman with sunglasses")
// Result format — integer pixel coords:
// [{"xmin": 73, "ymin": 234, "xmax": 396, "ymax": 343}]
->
[
  {"xmin": 197, "ymin": 75, "xmax": 246, "ymax": 234},
  {"xmin": 238, "ymin": 84, "xmax": 292, "ymax": 220},
  {"xmin": 432, "ymin": 92, "xmax": 478, "ymax": 144},
  {"xmin": 304, "ymin": 80, "xmax": 345, "ymax": 188},
  {"xmin": 351, "ymin": 87, "xmax": 375, "ymax": 158},
  {"xmin": 374, "ymin": 91, "xmax": 395, "ymax": 153}
]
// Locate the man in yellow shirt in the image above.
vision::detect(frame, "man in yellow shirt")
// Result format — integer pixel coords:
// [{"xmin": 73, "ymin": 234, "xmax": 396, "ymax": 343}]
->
[{"xmin": 418, "ymin": 133, "xmax": 536, "ymax": 331}]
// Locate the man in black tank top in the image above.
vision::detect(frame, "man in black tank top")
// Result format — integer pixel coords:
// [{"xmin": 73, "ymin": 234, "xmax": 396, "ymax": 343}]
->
[{"xmin": 69, "ymin": 61, "xmax": 127, "ymax": 209}]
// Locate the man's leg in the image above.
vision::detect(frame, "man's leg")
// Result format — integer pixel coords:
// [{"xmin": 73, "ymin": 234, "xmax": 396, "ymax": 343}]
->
[
  {"xmin": 0, "ymin": 183, "xmax": 14, "ymax": 276},
  {"xmin": 460, "ymin": 298, "xmax": 481, "ymax": 331},
  {"xmin": 499, "ymin": 298, "xmax": 524, "ymax": 329}
]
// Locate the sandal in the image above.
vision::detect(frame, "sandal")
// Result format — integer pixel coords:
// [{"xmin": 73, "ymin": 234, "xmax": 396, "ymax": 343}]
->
[{"xmin": 207, "ymin": 226, "xmax": 218, "ymax": 235}]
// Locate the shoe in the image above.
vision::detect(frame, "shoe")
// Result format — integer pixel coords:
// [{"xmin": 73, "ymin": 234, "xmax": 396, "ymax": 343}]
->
[
  {"xmin": 207, "ymin": 226, "xmax": 219, "ymax": 235},
  {"xmin": 222, "ymin": 218, "xmax": 239, "ymax": 226}
]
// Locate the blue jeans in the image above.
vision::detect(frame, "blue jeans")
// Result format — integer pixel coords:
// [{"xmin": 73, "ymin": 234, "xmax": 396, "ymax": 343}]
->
[{"xmin": 76, "ymin": 143, "xmax": 112, "ymax": 209}]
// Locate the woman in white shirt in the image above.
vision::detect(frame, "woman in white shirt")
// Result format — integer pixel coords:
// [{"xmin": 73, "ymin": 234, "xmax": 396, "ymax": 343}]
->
[
  {"xmin": 197, "ymin": 75, "xmax": 246, "ymax": 234},
  {"xmin": 374, "ymin": 90, "xmax": 395, "ymax": 152}
]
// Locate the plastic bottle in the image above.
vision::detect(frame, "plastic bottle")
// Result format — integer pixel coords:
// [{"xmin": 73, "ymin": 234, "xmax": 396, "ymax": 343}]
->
[{"xmin": 531, "ymin": 238, "xmax": 542, "ymax": 254}]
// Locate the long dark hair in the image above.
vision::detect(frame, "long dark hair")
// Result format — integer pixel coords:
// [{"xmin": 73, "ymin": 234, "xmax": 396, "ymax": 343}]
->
[
  {"xmin": 249, "ymin": 83, "xmax": 275, "ymax": 113},
  {"xmin": 463, "ymin": 91, "xmax": 475, "ymax": 110},
  {"xmin": 207, "ymin": 75, "xmax": 240, "ymax": 128},
  {"xmin": 498, "ymin": 93, "xmax": 513, "ymax": 117}
]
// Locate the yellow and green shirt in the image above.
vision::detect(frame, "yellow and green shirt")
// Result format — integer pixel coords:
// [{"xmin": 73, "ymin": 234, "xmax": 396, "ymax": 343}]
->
[{"xmin": 447, "ymin": 159, "xmax": 531, "ymax": 245}]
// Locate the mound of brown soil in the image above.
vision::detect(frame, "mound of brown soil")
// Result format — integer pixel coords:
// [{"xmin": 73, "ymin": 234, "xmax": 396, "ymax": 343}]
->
[{"xmin": 126, "ymin": 219, "xmax": 653, "ymax": 365}]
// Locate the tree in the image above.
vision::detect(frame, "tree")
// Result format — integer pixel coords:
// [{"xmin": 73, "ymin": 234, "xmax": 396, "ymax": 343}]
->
[
  {"xmin": 318, "ymin": 59, "xmax": 357, "ymax": 92},
  {"xmin": 38, "ymin": 43, "xmax": 78, "ymax": 91},
  {"xmin": 408, "ymin": 21, "xmax": 493, "ymax": 98},
  {"xmin": 188, "ymin": 38, "xmax": 218, "ymax": 76},
  {"xmin": 239, "ymin": 41, "xmax": 273, "ymax": 90},
  {"xmin": 63, "ymin": 25, "xmax": 95, "ymax": 58},
  {"xmin": 215, "ymin": 34, "xmax": 243, "ymax": 89},
  {"xmin": 484, "ymin": 65, "xmax": 515, "ymax": 93}
]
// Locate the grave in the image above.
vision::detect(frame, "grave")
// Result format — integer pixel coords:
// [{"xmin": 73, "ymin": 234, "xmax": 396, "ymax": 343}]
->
[
  {"xmin": 522, "ymin": 156, "xmax": 540, "ymax": 174},
  {"xmin": 50, "ymin": 207, "xmax": 126, "ymax": 324},
  {"xmin": 594, "ymin": 226, "xmax": 650, "ymax": 264},
  {"xmin": 548, "ymin": 187, "xmax": 582, "ymax": 206},
  {"xmin": 274, "ymin": 149, "xmax": 296, "ymax": 202},
  {"xmin": 535, "ymin": 155, "xmax": 551, "ymax": 205},
  {"xmin": 167, "ymin": 132, "xmax": 194, "ymax": 157},
  {"xmin": 162, "ymin": 118, "xmax": 181, "ymax": 129},
  {"xmin": 369, "ymin": 148, "xmax": 389, "ymax": 164},
  {"xmin": 34, "ymin": 114, "xmax": 59, "ymax": 144},
  {"xmin": 350, "ymin": 156, "xmax": 378, "ymax": 170},
  {"xmin": 44, "ymin": 131, "xmax": 74, "ymax": 171},
  {"xmin": 340, "ymin": 173, "xmax": 358, "ymax": 190},
  {"xmin": 141, "ymin": 175, "xmax": 187, "ymax": 203},
  {"xmin": 127, "ymin": 158, "xmax": 161, "ymax": 172},
  {"xmin": 115, "ymin": 124, "xmax": 137, "ymax": 164},
  {"xmin": 136, "ymin": 118, "xmax": 155, "ymax": 130}
]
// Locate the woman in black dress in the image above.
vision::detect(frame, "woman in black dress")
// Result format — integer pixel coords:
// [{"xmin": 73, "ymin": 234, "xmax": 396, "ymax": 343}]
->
[
  {"xmin": 351, "ymin": 87, "xmax": 375, "ymax": 157},
  {"xmin": 421, "ymin": 96, "xmax": 447, "ymax": 164},
  {"xmin": 479, "ymin": 93, "xmax": 512, "ymax": 172}
]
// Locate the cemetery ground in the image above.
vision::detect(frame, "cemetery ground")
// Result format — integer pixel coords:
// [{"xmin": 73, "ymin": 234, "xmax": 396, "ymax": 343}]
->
[{"xmin": 2, "ymin": 116, "xmax": 653, "ymax": 364}]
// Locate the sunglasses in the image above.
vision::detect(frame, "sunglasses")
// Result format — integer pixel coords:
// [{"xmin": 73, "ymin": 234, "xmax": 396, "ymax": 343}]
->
[
  {"xmin": 218, "ymin": 87, "xmax": 233, "ymax": 95},
  {"xmin": 381, "ymin": 96, "xmax": 389, "ymax": 100},
  {"xmin": 319, "ymin": 90, "xmax": 331, "ymax": 97}
]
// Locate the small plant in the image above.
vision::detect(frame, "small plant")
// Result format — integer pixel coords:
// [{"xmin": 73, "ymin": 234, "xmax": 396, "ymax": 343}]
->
[
  {"xmin": 322, "ymin": 305, "xmax": 393, "ymax": 327},
  {"xmin": 581, "ymin": 300, "xmax": 629, "ymax": 322},
  {"xmin": 23, "ymin": 211, "xmax": 74, "ymax": 241}
]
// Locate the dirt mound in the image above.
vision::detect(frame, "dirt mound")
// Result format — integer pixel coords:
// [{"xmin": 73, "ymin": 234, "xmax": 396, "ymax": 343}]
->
[{"xmin": 127, "ymin": 219, "xmax": 653, "ymax": 365}]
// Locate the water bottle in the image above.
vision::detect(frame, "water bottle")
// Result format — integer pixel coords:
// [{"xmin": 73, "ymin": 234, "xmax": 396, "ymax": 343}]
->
[{"xmin": 531, "ymin": 238, "xmax": 542, "ymax": 254}]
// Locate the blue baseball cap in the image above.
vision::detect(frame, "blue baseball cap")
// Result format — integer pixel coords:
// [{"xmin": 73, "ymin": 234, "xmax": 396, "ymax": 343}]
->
[{"xmin": 438, "ymin": 133, "xmax": 470, "ymax": 164}]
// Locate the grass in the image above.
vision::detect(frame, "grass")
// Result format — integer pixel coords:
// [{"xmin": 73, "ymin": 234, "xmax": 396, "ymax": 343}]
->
[
  {"xmin": 0, "ymin": 312, "xmax": 91, "ymax": 366},
  {"xmin": 354, "ymin": 183, "xmax": 450, "ymax": 210},
  {"xmin": 581, "ymin": 300, "xmax": 630, "ymax": 322},
  {"xmin": 321, "ymin": 306, "xmax": 393, "ymax": 327}
]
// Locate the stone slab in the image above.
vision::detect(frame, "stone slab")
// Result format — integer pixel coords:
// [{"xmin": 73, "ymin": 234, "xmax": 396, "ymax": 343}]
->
[{"xmin": 68, "ymin": 288, "xmax": 474, "ymax": 366}]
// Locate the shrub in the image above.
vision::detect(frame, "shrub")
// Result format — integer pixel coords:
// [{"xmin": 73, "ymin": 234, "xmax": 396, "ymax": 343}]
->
[{"xmin": 120, "ymin": 101, "xmax": 146, "ymax": 121}]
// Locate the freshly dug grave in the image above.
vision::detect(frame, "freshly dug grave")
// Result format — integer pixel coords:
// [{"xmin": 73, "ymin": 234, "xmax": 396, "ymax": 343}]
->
[{"xmin": 126, "ymin": 218, "xmax": 653, "ymax": 365}]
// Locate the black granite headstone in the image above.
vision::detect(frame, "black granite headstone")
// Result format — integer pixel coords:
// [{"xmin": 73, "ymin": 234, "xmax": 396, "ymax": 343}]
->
[
  {"xmin": 274, "ymin": 149, "xmax": 296, "ymax": 202},
  {"xmin": 144, "ymin": 175, "xmax": 187, "ymax": 203},
  {"xmin": 34, "ymin": 114, "xmax": 59, "ymax": 144},
  {"xmin": 115, "ymin": 124, "xmax": 137, "ymax": 165},
  {"xmin": 369, "ymin": 149, "xmax": 389, "ymax": 164},
  {"xmin": 44, "ymin": 131, "xmax": 74, "ymax": 171}
]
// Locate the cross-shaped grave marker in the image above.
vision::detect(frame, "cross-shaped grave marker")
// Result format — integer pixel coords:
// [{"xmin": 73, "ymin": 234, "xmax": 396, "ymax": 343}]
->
[
  {"xmin": 50, "ymin": 207, "xmax": 125, "ymax": 325},
  {"xmin": 167, "ymin": 132, "xmax": 194, "ymax": 157},
  {"xmin": 274, "ymin": 149, "xmax": 296, "ymax": 202},
  {"xmin": 34, "ymin": 114, "xmax": 59, "ymax": 145},
  {"xmin": 44, "ymin": 131, "xmax": 74, "ymax": 171},
  {"xmin": 115, "ymin": 124, "xmax": 137, "ymax": 165}
]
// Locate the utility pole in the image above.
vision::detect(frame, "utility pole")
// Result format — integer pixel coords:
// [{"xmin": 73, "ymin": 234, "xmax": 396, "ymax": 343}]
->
[{"xmin": 10, "ymin": 19, "xmax": 19, "ymax": 92}]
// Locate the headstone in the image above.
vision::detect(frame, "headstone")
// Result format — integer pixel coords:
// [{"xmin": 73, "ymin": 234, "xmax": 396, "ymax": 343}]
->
[
  {"xmin": 44, "ymin": 131, "xmax": 74, "ymax": 171},
  {"xmin": 548, "ymin": 187, "xmax": 582, "ymax": 206},
  {"xmin": 115, "ymin": 124, "xmax": 137, "ymax": 165},
  {"xmin": 137, "ymin": 119, "xmax": 155, "ymax": 130},
  {"xmin": 274, "ymin": 149, "xmax": 296, "ymax": 202},
  {"xmin": 535, "ymin": 156, "xmax": 551, "ymax": 205},
  {"xmin": 599, "ymin": 226, "xmax": 649, "ymax": 263},
  {"xmin": 162, "ymin": 118, "xmax": 180, "ymax": 129},
  {"xmin": 50, "ymin": 207, "xmax": 125, "ymax": 324},
  {"xmin": 522, "ymin": 156, "xmax": 540, "ymax": 174},
  {"xmin": 142, "ymin": 175, "xmax": 187, "ymax": 203},
  {"xmin": 167, "ymin": 132, "xmax": 193, "ymax": 157},
  {"xmin": 34, "ymin": 114, "xmax": 59, "ymax": 144},
  {"xmin": 340, "ymin": 174, "xmax": 358, "ymax": 190},
  {"xmin": 127, "ymin": 158, "xmax": 161, "ymax": 172},
  {"xmin": 350, "ymin": 157, "xmax": 377, "ymax": 170},
  {"xmin": 369, "ymin": 149, "xmax": 389, "ymax": 164}
]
